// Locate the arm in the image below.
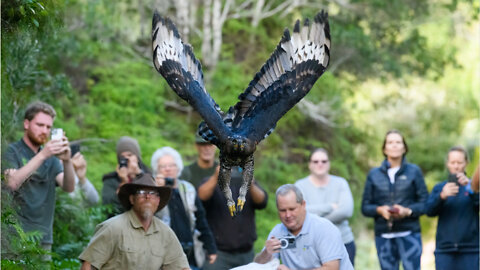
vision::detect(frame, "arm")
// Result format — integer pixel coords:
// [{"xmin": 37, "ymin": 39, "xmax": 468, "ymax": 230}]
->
[
  {"xmin": 193, "ymin": 195, "xmax": 217, "ymax": 255},
  {"xmin": 361, "ymin": 173, "xmax": 379, "ymax": 217},
  {"xmin": 72, "ymin": 153, "xmax": 99, "ymax": 204},
  {"xmin": 250, "ymin": 179, "xmax": 266, "ymax": 204},
  {"xmin": 80, "ymin": 261, "xmax": 98, "ymax": 270},
  {"xmin": 197, "ymin": 165, "xmax": 219, "ymax": 201},
  {"xmin": 5, "ymin": 140, "xmax": 64, "ymax": 191},
  {"xmin": 403, "ymin": 167, "xmax": 428, "ymax": 217},
  {"xmin": 54, "ymin": 135, "xmax": 75, "ymax": 192},
  {"xmin": 254, "ymin": 237, "xmax": 281, "ymax": 264},
  {"xmin": 324, "ymin": 180, "xmax": 353, "ymax": 224},
  {"xmin": 472, "ymin": 165, "xmax": 479, "ymax": 193},
  {"xmin": 79, "ymin": 177, "xmax": 100, "ymax": 205},
  {"xmin": 425, "ymin": 183, "xmax": 445, "ymax": 216}
]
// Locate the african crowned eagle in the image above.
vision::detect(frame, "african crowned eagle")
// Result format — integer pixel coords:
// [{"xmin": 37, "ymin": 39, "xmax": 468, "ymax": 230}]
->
[{"xmin": 152, "ymin": 11, "xmax": 330, "ymax": 216}]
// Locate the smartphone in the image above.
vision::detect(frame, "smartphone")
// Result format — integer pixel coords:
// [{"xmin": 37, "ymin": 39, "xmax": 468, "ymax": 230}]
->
[
  {"xmin": 70, "ymin": 144, "xmax": 81, "ymax": 157},
  {"xmin": 447, "ymin": 173, "xmax": 459, "ymax": 185},
  {"xmin": 388, "ymin": 207, "xmax": 399, "ymax": 214},
  {"xmin": 51, "ymin": 128, "xmax": 63, "ymax": 141}
]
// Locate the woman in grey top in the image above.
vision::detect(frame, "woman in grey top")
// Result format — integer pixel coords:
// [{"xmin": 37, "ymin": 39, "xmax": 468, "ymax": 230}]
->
[{"xmin": 295, "ymin": 148, "xmax": 356, "ymax": 266}]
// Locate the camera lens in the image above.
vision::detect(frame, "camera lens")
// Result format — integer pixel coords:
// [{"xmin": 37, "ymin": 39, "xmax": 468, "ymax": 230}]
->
[{"xmin": 280, "ymin": 238, "xmax": 289, "ymax": 249}]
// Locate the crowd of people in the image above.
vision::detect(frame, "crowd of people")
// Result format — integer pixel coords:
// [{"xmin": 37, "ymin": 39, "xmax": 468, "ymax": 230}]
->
[{"xmin": 2, "ymin": 100, "xmax": 479, "ymax": 270}]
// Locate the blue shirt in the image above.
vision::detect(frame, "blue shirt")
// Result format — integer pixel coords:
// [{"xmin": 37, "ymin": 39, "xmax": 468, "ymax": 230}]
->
[{"xmin": 267, "ymin": 213, "xmax": 353, "ymax": 269}]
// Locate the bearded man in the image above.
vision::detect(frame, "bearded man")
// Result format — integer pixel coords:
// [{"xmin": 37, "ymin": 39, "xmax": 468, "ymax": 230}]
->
[
  {"xmin": 79, "ymin": 173, "xmax": 190, "ymax": 270},
  {"xmin": 3, "ymin": 101, "xmax": 76, "ymax": 256}
]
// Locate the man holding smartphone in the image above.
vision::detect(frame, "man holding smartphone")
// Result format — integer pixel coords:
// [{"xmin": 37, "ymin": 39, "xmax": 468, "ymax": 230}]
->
[{"xmin": 2, "ymin": 101, "xmax": 76, "ymax": 257}]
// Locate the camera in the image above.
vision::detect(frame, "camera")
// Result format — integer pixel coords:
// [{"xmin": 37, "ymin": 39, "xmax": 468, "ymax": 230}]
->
[
  {"xmin": 279, "ymin": 236, "xmax": 296, "ymax": 249},
  {"xmin": 164, "ymin": 177, "xmax": 175, "ymax": 186},
  {"xmin": 119, "ymin": 157, "xmax": 129, "ymax": 168},
  {"xmin": 51, "ymin": 128, "xmax": 63, "ymax": 141},
  {"xmin": 448, "ymin": 173, "xmax": 459, "ymax": 185}
]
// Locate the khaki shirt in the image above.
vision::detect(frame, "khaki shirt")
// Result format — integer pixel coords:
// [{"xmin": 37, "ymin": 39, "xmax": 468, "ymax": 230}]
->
[{"xmin": 79, "ymin": 209, "xmax": 189, "ymax": 270}]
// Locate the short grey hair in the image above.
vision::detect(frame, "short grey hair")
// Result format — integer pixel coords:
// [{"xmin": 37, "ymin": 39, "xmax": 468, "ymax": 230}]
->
[
  {"xmin": 276, "ymin": 184, "xmax": 304, "ymax": 205},
  {"xmin": 150, "ymin": 146, "xmax": 184, "ymax": 177}
]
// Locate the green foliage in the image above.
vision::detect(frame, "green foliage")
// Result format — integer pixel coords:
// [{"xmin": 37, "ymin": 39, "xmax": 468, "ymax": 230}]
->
[
  {"xmin": 52, "ymin": 192, "xmax": 109, "ymax": 268},
  {"xmin": 1, "ymin": 188, "xmax": 50, "ymax": 269}
]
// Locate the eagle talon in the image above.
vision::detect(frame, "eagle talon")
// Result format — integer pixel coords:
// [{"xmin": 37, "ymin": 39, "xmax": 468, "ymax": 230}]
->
[
  {"xmin": 228, "ymin": 204, "xmax": 237, "ymax": 217},
  {"xmin": 237, "ymin": 198, "xmax": 245, "ymax": 213}
]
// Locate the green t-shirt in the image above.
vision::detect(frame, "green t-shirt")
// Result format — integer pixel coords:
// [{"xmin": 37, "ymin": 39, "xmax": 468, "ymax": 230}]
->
[
  {"xmin": 4, "ymin": 139, "xmax": 63, "ymax": 244},
  {"xmin": 180, "ymin": 161, "xmax": 218, "ymax": 188}
]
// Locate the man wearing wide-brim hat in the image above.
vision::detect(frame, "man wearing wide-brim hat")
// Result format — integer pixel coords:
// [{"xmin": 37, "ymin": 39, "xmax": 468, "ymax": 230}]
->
[{"xmin": 79, "ymin": 173, "xmax": 190, "ymax": 270}]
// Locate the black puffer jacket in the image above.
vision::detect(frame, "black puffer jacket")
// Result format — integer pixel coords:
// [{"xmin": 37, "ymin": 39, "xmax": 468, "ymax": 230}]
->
[{"xmin": 361, "ymin": 158, "xmax": 428, "ymax": 235}]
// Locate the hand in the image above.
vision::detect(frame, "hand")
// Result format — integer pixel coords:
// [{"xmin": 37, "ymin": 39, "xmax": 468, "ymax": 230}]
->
[
  {"xmin": 277, "ymin": 265, "xmax": 290, "ymax": 270},
  {"xmin": 392, "ymin": 204, "xmax": 412, "ymax": 219},
  {"xmin": 207, "ymin": 254, "xmax": 217, "ymax": 264},
  {"xmin": 72, "ymin": 153, "xmax": 87, "ymax": 184},
  {"xmin": 154, "ymin": 173, "xmax": 167, "ymax": 186},
  {"xmin": 441, "ymin": 182, "xmax": 459, "ymax": 199},
  {"xmin": 40, "ymin": 138, "xmax": 68, "ymax": 159},
  {"xmin": 265, "ymin": 237, "xmax": 282, "ymax": 255},
  {"xmin": 126, "ymin": 156, "xmax": 141, "ymax": 177},
  {"xmin": 116, "ymin": 164, "xmax": 129, "ymax": 185},
  {"xmin": 4, "ymin": 168, "xmax": 17, "ymax": 182},
  {"xmin": 455, "ymin": 172, "xmax": 469, "ymax": 186},
  {"xmin": 376, "ymin": 205, "xmax": 392, "ymax": 220},
  {"xmin": 55, "ymin": 135, "xmax": 71, "ymax": 161}
]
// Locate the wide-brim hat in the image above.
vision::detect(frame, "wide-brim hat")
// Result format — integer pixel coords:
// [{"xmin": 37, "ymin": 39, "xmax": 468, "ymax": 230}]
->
[{"xmin": 118, "ymin": 173, "xmax": 172, "ymax": 212}]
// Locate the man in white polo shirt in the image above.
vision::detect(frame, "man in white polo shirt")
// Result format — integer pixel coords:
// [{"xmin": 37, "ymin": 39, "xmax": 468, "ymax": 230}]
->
[{"xmin": 254, "ymin": 184, "xmax": 353, "ymax": 270}]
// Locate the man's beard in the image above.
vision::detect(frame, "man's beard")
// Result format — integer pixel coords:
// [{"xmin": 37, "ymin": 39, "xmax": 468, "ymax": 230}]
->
[
  {"xmin": 27, "ymin": 129, "xmax": 47, "ymax": 146},
  {"xmin": 139, "ymin": 207, "xmax": 154, "ymax": 220}
]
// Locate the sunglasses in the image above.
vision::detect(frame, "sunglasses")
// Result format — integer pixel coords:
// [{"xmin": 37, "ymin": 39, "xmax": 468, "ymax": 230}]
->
[
  {"xmin": 135, "ymin": 190, "xmax": 159, "ymax": 197},
  {"xmin": 310, "ymin": 160, "xmax": 329, "ymax": 164}
]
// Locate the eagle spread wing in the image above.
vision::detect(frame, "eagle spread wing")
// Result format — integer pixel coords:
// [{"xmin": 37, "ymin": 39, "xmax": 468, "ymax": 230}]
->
[{"xmin": 152, "ymin": 11, "xmax": 330, "ymax": 216}]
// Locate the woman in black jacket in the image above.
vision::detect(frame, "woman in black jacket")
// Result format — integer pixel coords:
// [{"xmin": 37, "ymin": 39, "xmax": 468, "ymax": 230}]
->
[
  {"xmin": 361, "ymin": 130, "xmax": 428, "ymax": 270},
  {"xmin": 425, "ymin": 146, "xmax": 479, "ymax": 270}
]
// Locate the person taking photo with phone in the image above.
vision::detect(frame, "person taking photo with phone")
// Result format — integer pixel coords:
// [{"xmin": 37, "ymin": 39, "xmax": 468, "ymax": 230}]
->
[
  {"xmin": 425, "ymin": 146, "xmax": 479, "ymax": 270},
  {"xmin": 101, "ymin": 136, "xmax": 151, "ymax": 217},
  {"xmin": 2, "ymin": 101, "xmax": 76, "ymax": 259}
]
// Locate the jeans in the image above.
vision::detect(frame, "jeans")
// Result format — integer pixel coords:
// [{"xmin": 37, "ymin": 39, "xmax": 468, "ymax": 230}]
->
[{"xmin": 375, "ymin": 233, "xmax": 422, "ymax": 270}]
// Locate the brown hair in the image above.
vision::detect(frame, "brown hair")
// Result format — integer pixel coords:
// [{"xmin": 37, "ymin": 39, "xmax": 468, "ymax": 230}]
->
[
  {"xmin": 382, "ymin": 129, "xmax": 408, "ymax": 158},
  {"xmin": 447, "ymin": 146, "xmax": 469, "ymax": 162},
  {"xmin": 24, "ymin": 101, "xmax": 56, "ymax": 121}
]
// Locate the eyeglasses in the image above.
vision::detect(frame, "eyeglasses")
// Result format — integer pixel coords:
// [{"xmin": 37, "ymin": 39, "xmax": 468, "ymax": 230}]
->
[
  {"xmin": 311, "ymin": 160, "xmax": 329, "ymax": 164},
  {"xmin": 135, "ymin": 190, "xmax": 159, "ymax": 198},
  {"xmin": 158, "ymin": 164, "xmax": 177, "ymax": 170}
]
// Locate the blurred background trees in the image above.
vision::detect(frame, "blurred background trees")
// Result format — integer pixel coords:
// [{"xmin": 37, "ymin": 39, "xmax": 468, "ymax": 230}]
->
[{"xmin": 2, "ymin": 0, "xmax": 478, "ymax": 268}]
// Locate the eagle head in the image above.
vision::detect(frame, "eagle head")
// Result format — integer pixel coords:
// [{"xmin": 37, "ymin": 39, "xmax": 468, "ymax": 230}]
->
[{"xmin": 224, "ymin": 135, "xmax": 256, "ymax": 157}]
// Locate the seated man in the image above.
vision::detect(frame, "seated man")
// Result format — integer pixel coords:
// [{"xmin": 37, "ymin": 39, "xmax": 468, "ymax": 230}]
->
[
  {"xmin": 254, "ymin": 184, "xmax": 353, "ymax": 270},
  {"xmin": 79, "ymin": 173, "xmax": 190, "ymax": 270}
]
